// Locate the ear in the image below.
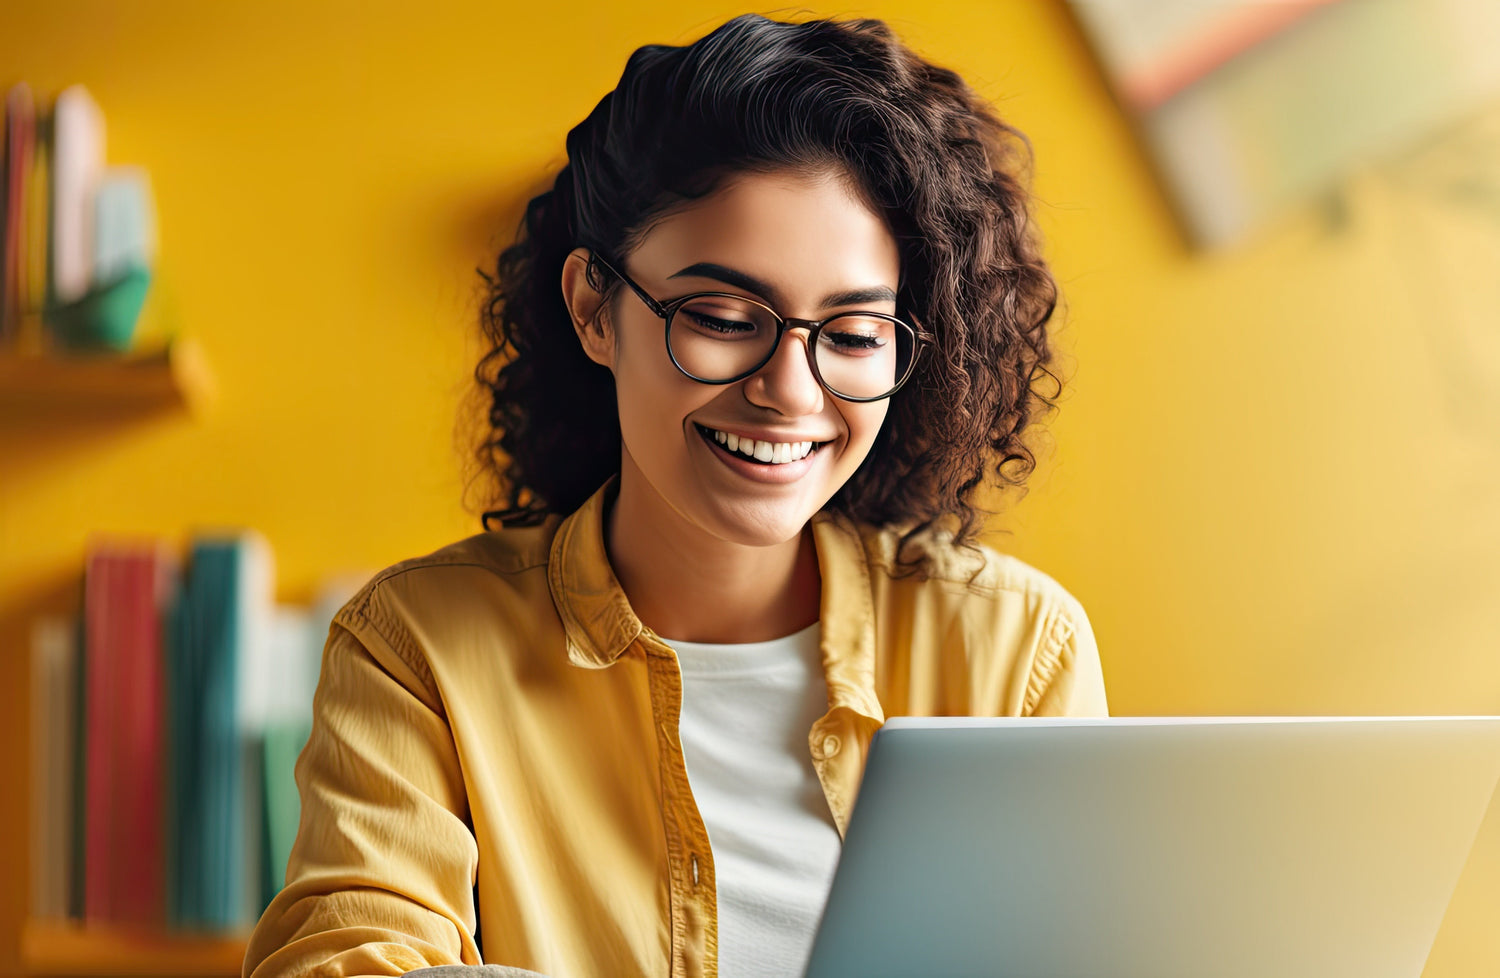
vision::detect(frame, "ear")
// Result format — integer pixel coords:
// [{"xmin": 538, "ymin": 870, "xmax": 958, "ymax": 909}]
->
[{"xmin": 561, "ymin": 247, "xmax": 615, "ymax": 370}]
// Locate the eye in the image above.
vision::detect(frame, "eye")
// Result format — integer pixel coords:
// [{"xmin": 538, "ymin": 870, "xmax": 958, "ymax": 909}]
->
[
  {"xmin": 824, "ymin": 331, "xmax": 884, "ymax": 350},
  {"xmin": 684, "ymin": 311, "xmax": 757, "ymax": 334},
  {"xmin": 818, "ymin": 322, "xmax": 890, "ymax": 357}
]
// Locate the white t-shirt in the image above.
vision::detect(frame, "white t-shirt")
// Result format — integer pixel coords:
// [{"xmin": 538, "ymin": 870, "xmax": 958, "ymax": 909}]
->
[{"xmin": 670, "ymin": 622, "xmax": 843, "ymax": 978}]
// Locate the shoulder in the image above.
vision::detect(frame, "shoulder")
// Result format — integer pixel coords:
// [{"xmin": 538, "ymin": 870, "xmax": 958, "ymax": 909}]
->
[
  {"xmin": 867, "ymin": 520, "xmax": 1093, "ymax": 658},
  {"xmin": 331, "ymin": 520, "xmax": 563, "ymax": 684},
  {"xmin": 826, "ymin": 516, "xmax": 1107, "ymax": 717},
  {"xmin": 835, "ymin": 514, "xmax": 1085, "ymax": 612},
  {"xmin": 349, "ymin": 521, "xmax": 556, "ymax": 602}
]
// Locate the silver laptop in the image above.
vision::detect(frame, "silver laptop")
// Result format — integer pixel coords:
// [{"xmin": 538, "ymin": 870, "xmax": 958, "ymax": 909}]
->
[{"xmin": 804, "ymin": 716, "xmax": 1500, "ymax": 978}]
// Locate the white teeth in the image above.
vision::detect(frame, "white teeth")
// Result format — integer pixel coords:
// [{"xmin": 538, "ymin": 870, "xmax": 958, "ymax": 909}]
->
[{"xmin": 705, "ymin": 426, "xmax": 819, "ymax": 464}]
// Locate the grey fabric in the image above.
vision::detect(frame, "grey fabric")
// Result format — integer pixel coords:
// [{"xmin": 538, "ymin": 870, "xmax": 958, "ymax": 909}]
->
[{"xmin": 403, "ymin": 967, "xmax": 551, "ymax": 978}]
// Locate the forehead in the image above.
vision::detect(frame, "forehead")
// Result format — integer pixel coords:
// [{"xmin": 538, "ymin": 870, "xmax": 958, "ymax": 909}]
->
[{"xmin": 628, "ymin": 169, "xmax": 900, "ymax": 301}]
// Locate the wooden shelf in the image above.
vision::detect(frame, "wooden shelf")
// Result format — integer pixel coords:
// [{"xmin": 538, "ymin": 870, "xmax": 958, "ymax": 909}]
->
[
  {"xmin": 22, "ymin": 918, "xmax": 248, "ymax": 977},
  {"xmin": 0, "ymin": 339, "xmax": 215, "ymax": 418}
]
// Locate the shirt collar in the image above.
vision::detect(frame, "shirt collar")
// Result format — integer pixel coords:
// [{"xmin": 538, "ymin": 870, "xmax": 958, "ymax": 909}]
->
[
  {"xmin": 548, "ymin": 480, "xmax": 643, "ymax": 668},
  {"xmin": 809, "ymin": 509, "xmax": 885, "ymax": 724},
  {"xmin": 547, "ymin": 480, "xmax": 884, "ymax": 723}
]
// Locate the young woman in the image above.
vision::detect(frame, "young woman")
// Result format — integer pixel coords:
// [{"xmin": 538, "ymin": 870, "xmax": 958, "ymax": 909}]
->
[{"xmin": 245, "ymin": 13, "xmax": 1107, "ymax": 978}]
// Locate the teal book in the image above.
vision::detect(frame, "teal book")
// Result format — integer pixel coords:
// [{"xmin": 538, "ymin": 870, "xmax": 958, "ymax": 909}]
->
[
  {"xmin": 167, "ymin": 532, "xmax": 273, "ymax": 931},
  {"xmin": 261, "ymin": 719, "xmax": 310, "ymax": 899}
]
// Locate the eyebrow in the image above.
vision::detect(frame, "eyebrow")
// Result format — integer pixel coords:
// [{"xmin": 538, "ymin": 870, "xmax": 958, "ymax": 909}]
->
[{"xmin": 666, "ymin": 262, "xmax": 897, "ymax": 311}]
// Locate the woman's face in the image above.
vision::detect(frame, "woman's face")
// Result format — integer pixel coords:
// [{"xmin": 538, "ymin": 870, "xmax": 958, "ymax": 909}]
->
[{"xmin": 570, "ymin": 168, "xmax": 900, "ymax": 549}]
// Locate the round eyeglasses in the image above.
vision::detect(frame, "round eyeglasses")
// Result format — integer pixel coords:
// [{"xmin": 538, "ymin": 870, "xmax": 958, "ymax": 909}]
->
[{"xmin": 587, "ymin": 252, "xmax": 923, "ymax": 402}]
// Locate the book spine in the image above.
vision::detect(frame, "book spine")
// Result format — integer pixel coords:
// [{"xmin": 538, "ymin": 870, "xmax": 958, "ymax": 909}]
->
[
  {"xmin": 29, "ymin": 616, "xmax": 78, "ymax": 921},
  {"xmin": 68, "ymin": 613, "xmax": 86, "ymax": 920},
  {"xmin": 3, "ymin": 83, "xmax": 36, "ymax": 344},
  {"xmin": 83, "ymin": 548, "xmax": 116, "ymax": 923},
  {"xmin": 83, "ymin": 544, "xmax": 171, "ymax": 927},
  {"xmin": 112, "ymin": 550, "xmax": 168, "ymax": 926}
]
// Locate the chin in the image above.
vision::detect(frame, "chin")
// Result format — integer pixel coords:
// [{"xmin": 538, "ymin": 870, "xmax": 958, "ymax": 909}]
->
[{"xmin": 700, "ymin": 497, "xmax": 815, "ymax": 548}]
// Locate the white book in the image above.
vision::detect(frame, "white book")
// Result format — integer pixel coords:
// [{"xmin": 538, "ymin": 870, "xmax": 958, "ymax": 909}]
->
[
  {"xmin": 29, "ymin": 616, "xmax": 78, "ymax": 921},
  {"xmin": 51, "ymin": 85, "xmax": 105, "ymax": 304}
]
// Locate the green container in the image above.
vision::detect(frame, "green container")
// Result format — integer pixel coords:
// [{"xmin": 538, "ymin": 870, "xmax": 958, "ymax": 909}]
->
[{"xmin": 45, "ymin": 265, "xmax": 152, "ymax": 352}]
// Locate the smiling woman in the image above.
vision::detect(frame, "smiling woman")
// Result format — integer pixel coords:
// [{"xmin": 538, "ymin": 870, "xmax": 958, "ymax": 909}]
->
[
  {"xmin": 562, "ymin": 171, "xmax": 903, "ymax": 640},
  {"xmin": 243, "ymin": 13, "xmax": 1108, "ymax": 978}
]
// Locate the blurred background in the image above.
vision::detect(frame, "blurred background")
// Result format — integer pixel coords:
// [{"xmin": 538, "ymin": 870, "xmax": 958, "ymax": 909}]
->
[{"xmin": 2, "ymin": 0, "xmax": 1497, "ymax": 975}]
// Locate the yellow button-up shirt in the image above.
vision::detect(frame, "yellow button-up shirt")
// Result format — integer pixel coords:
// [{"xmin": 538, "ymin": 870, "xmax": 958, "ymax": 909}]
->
[{"xmin": 243, "ymin": 484, "xmax": 1108, "ymax": 978}]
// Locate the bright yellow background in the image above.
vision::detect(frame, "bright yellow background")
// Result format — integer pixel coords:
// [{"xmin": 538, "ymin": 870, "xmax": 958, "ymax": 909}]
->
[{"xmin": 3, "ymin": 1, "xmax": 1498, "ymax": 974}]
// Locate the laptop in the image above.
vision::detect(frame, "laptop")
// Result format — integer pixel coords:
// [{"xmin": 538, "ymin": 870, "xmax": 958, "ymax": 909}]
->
[{"xmin": 804, "ymin": 716, "xmax": 1500, "ymax": 978}]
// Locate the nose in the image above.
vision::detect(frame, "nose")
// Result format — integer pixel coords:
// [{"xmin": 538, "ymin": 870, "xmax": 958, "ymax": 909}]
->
[{"xmin": 743, "ymin": 325, "xmax": 825, "ymax": 417}]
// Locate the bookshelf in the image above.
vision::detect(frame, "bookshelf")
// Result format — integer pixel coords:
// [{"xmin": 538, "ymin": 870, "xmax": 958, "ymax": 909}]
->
[
  {"xmin": 8, "ymin": 336, "xmax": 228, "ymax": 976},
  {"xmin": 0, "ymin": 339, "xmax": 215, "ymax": 418},
  {"xmin": 21, "ymin": 919, "xmax": 247, "ymax": 977}
]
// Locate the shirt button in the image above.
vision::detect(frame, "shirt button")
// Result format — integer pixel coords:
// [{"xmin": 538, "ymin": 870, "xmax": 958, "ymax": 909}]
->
[{"xmin": 821, "ymin": 734, "xmax": 842, "ymax": 757}]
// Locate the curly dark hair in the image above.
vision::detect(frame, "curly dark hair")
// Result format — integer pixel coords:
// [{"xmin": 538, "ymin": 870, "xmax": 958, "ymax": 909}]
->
[{"xmin": 475, "ymin": 13, "xmax": 1061, "ymax": 555}]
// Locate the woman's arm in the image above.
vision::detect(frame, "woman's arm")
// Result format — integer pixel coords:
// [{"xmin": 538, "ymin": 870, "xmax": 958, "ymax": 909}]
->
[
  {"xmin": 243, "ymin": 622, "xmax": 484, "ymax": 978},
  {"xmin": 1025, "ymin": 595, "xmax": 1110, "ymax": 718},
  {"xmin": 403, "ymin": 968, "xmax": 548, "ymax": 978}
]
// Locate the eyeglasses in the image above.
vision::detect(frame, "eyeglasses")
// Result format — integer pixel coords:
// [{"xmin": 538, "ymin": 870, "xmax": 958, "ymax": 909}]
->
[{"xmin": 587, "ymin": 252, "xmax": 923, "ymax": 402}]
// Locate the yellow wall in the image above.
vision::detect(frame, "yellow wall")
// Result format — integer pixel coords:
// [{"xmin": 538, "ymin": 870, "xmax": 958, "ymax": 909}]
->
[{"xmin": 3, "ymin": 1, "xmax": 1497, "ymax": 973}]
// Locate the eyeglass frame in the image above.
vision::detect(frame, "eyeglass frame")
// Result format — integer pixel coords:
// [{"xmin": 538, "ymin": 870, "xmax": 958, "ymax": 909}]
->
[{"xmin": 585, "ymin": 251, "xmax": 925, "ymax": 403}]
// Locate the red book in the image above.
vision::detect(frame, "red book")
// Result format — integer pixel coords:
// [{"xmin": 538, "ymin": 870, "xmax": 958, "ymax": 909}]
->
[{"xmin": 83, "ymin": 542, "xmax": 174, "ymax": 927}]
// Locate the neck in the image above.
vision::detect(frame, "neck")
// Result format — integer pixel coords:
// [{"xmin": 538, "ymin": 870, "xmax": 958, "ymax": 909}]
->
[{"xmin": 605, "ymin": 465, "xmax": 821, "ymax": 644}]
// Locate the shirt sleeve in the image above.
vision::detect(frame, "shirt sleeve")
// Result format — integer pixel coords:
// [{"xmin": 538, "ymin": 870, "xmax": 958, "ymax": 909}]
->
[
  {"xmin": 1023, "ymin": 594, "xmax": 1110, "ymax": 718},
  {"xmin": 243, "ymin": 617, "xmax": 484, "ymax": 978}
]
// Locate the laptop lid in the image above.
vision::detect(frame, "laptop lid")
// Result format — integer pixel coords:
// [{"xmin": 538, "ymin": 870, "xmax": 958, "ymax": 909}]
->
[{"xmin": 804, "ymin": 716, "xmax": 1500, "ymax": 978}]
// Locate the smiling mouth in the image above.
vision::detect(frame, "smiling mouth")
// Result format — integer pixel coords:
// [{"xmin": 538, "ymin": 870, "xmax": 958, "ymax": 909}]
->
[{"xmin": 694, "ymin": 423, "xmax": 828, "ymax": 465}]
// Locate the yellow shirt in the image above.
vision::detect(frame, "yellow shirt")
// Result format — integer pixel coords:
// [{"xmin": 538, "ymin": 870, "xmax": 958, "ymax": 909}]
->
[{"xmin": 243, "ymin": 483, "xmax": 1109, "ymax": 978}]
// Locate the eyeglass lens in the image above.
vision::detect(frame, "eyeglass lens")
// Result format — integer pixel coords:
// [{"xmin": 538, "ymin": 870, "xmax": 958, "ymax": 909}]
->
[{"xmin": 668, "ymin": 295, "xmax": 913, "ymax": 399}]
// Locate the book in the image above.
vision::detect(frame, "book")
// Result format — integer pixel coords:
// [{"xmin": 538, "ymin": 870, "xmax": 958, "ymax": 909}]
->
[
  {"xmin": 3, "ymin": 82, "xmax": 35, "ymax": 343},
  {"xmin": 69, "ymin": 612, "xmax": 86, "ymax": 921},
  {"xmin": 50, "ymin": 84, "xmax": 104, "ymax": 307},
  {"xmin": 20, "ymin": 96, "xmax": 51, "ymax": 351},
  {"xmin": 30, "ymin": 615, "xmax": 79, "ymax": 921},
  {"xmin": 168, "ymin": 532, "xmax": 273, "ymax": 930},
  {"xmin": 256, "ymin": 598, "xmax": 346, "ymax": 902},
  {"xmin": 82, "ymin": 541, "xmax": 175, "ymax": 927},
  {"xmin": 93, "ymin": 165, "xmax": 154, "ymax": 287},
  {"xmin": 258, "ymin": 576, "xmax": 364, "ymax": 904}
]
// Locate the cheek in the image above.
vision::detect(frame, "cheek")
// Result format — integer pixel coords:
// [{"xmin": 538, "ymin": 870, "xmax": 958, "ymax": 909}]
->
[
  {"xmin": 612, "ymin": 333, "xmax": 706, "ymax": 452},
  {"xmin": 843, "ymin": 402, "xmax": 889, "ymax": 453},
  {"xmin": 614, "ymin": 367, "xmax": 671, "ymax": 452}
]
